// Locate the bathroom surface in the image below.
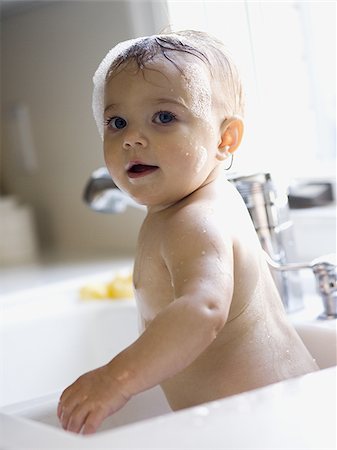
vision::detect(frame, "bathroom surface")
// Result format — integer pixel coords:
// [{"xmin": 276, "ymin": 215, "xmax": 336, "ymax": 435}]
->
[{"xmin": 0, "ymin": 260, "xmax": 336, "ymax": 449}]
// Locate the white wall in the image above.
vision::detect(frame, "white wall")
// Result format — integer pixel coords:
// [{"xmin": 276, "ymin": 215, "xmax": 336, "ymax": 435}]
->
[{"xmin": 1, "ymin": 1, "xmax": 169, "ymax": 258}]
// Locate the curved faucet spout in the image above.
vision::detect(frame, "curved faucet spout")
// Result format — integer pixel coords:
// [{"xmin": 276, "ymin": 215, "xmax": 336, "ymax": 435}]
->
[
  {"xmin": 83, "ymin": 167, "xmax": 145, "ymax": 213},
  {"xmin": 263, "ymin": 251, "xmax": 312, "ymax": 271},
  {"xmin": 264, "ymin": 251, "xmax": 337, "ymax": 319}
]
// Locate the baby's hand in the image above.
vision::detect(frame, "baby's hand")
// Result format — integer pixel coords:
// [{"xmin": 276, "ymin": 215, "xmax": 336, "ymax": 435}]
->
[{"xmin": 57, "ymin": 365, "xmax": 130, "ymax": 434}]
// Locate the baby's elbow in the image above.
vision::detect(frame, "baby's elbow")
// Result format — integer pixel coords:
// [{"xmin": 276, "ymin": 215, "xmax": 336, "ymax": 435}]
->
[{"xmin": 203, "ymin": 299, "xmax": 228, "ymax": 335}]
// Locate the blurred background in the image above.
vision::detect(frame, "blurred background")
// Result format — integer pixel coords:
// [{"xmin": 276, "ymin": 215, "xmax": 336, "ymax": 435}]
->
[{"xmin": 0, "ymin": 0, "xmax": 335, "ymax": 289}]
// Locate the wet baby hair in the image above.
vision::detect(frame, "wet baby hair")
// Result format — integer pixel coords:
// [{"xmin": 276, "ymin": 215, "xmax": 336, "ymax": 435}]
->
[{"xmin": 92, "ymin": 30, "xmax": 245, "ymax": 139}]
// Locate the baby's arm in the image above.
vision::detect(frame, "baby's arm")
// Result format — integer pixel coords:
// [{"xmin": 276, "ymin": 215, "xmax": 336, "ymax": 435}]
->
[{"xmin": 58, "ymin": 209, "xmax": 234, "ymax": 434}]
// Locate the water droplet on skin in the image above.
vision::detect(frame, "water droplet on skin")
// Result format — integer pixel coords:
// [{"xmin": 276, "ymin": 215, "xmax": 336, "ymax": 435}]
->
[
  {"xmin": 185, "ymin": 152, "xmax": 190, "ymax": 156},
  {"xmin": 202, "ymin": 229, "xmax": 206, "ymax": 233},
  {"xmin": 201, "ymin": 250, "xmax": 206, "ymax": 256},
  {"xmin": 283, "ymin": 349, "xmax": 292, "ymax": 363}
]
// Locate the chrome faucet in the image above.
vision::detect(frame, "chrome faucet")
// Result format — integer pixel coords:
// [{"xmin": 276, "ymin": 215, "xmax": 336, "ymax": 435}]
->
[
  {"xmin": 227, "ymin": 172, "xmax": 303, "ymax": 313},
  {"xmin": 83, "ymin": 167, "xmax": 144, "ymax": 213},
  {"xmin": 83, "ymin": 168, "xmax": 336, "ymax": 318},
  {"xmin": 264, "ymin": 252, "xmax": 337, "ymax": 319}
]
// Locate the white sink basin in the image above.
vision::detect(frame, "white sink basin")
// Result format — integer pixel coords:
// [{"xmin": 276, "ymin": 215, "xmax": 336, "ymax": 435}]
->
[
  {"xmin": 0, "ymin": 277, "xmax": 336, "ymax": 449},
  {"xmin": 293, "ymin": 321, "xmax": 336, "ymax": 369}
]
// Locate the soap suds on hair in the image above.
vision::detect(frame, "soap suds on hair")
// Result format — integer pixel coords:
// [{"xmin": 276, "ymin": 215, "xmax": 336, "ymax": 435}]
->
[
  {"xmin": 93, "ymin": 40, "xmax": 213, "ymax": 139},
  {"xmin": 92, "ymin": 31, "xmax": 245, "ymax": 140},
  {"xmin": 93, "ymin": 36, "xmax": 150, "ymax": 139},
  {"xmin": 182, "ymin": 64, "xmax": 212, "ymax": 120}
]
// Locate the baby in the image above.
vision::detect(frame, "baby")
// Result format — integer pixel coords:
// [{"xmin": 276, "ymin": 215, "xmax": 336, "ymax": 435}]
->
[{"xmin": 58, "ymin": 30, "xmax": 318, "ymax": 434}]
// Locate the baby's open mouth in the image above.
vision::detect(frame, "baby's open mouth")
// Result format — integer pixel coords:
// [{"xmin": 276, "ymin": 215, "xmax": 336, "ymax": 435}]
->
[{"xmin": 127, "ymin": 164, "xmax": 159, "ymax": 178}]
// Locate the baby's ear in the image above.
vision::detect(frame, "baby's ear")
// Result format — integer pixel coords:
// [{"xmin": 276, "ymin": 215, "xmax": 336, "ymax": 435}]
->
[{"xmin": 216, "ymin": 118, "xmax": 244, "ymax": 161}]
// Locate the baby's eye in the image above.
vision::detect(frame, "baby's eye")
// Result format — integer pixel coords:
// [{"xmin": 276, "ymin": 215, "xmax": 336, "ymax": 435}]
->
[
  {"xmin": 106, "ymin": 116, "xmax": 127, "ymax": 130},
  {"xmin": 153, "ymin": 111, "xmax": 176, "ymax": 124}
]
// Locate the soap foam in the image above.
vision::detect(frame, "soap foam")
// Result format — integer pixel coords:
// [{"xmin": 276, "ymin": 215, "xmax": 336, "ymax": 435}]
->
[
  {"xmin": 92, "ymin": 35, "xmax": 212, "ymax": 140},
  {"xmin": 194, "ymin": 146, "xmax": 208, "ymax": 173},
  {"xmin": 92, "ymin": 36, "xmax": 150, "ymax": 139},
  {"xmin": 182, "ymin": 64, "xmax": 212, "ymax": 120}
]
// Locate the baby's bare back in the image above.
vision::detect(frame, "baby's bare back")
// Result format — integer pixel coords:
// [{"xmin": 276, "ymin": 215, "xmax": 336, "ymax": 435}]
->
[{"xmin": 133, "ymin": 179, "xmax": 318, "ymax": 410}]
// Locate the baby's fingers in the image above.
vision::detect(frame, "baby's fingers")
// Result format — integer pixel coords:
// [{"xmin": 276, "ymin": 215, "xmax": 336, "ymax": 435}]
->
[
  {"xmin": 57, "ymin": 384, "xmax": 81, "ymax": 420},
  {"xmin": 82, "ymin": 407, "xmax": 108, "ymax": 435},
  {"xmin": 66, "ymin": 404, "xmax": 90, "ymax": 434},
  {"xmin": 59, "ymin": 395, "xmax": 83, "ymax": 430},
  {"xmin": 57, "ymin": 400, "xmax": 63, "ymax": 419}
]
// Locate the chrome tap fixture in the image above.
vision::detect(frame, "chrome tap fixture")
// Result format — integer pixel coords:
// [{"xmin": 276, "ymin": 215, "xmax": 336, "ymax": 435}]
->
[
  {"xmin": 227, "ymin": 173, "xmax": 303, "ymax": 312},
  {"xmin": 83, "ymin": 167, "xmax": 144, "ymax": 213},
  {"xmin": 264, "ymin": 252, "xmax": 337, "ymax": 319}
]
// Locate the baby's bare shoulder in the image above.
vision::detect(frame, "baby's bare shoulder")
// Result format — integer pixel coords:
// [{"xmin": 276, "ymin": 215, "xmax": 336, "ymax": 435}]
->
[{"xmin": 163, "ymin": 198, "xmax": 229, "ymax": 243}]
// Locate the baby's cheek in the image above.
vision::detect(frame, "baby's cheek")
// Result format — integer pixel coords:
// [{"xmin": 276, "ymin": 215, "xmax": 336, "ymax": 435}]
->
[
  {"xmin": 177, "ymin": 144, "xmax": 208, "ymax": 174},
  {"xmin": 177, "ymin": 139, "xmax": 209, "ymax": 174}
]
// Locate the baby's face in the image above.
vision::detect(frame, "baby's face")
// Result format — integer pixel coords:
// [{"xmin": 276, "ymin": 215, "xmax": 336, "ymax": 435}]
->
[{"xmin": 103, "ymin": 55, "xmax": 224, "ymax": 210}]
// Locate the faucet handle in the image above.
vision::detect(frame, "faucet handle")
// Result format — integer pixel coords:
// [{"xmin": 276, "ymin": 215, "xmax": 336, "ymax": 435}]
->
[
  {"xmin": 311, "ymin": 254, "xmax": 337, "ymax": 319},
  {"xmin": 311, "ymin": 253, "xmax": 336, "ymax": 267},
  {"xmin": 264, "ymin": 251, "xmax": 337, "ymax": 319}
]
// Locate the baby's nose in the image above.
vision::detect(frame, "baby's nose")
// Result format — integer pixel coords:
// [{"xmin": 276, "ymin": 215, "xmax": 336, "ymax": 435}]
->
[{"xmin": 122, "ymin": 129, "xmax": 148, "ymax": 149}]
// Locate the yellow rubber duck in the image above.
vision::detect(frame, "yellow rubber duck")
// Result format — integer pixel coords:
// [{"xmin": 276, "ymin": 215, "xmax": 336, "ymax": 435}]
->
[{"xmin": 79, "ymin": 273, "xmax": 133, "ymax": 300}]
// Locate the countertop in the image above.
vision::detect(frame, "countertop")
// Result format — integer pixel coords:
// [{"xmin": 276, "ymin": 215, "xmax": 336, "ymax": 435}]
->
[{"xmin": 0, "ymin": 253, "xmax": 134, "ymax": 295}]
